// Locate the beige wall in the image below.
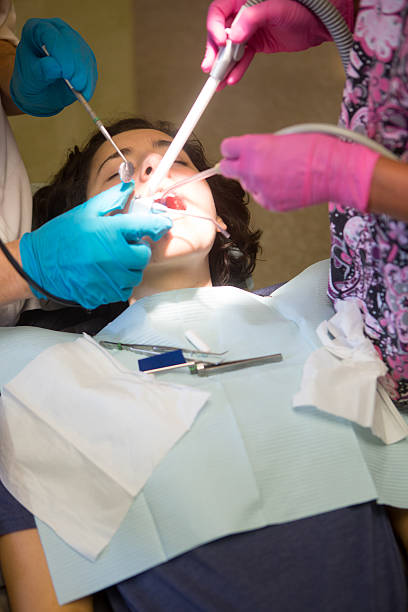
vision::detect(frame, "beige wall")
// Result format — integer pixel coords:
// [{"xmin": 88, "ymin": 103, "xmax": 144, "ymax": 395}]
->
[
  {"xmin": 10, "ymin": 1, "xmax": 346, "ymax": 289},
  {"xmin": 9, "ymin": 0, "xmax": 135, "ymax": 181}
]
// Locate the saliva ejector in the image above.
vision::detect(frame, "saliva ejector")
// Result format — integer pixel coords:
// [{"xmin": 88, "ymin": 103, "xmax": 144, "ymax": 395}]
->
[{"xmin": 129, "ymin": 163, "xmax": 230, "ymax": 238}]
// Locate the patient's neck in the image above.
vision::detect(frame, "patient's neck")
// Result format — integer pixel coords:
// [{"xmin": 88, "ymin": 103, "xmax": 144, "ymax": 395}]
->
[{"xmin": 129, "ymin": 259, "xmax": 212, "ymax": 303}]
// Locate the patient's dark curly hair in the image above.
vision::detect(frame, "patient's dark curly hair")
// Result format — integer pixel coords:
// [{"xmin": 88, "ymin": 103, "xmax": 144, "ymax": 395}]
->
[{"xmin": 33, "ymin": 117, "xmax": 261, "ymax": 287}]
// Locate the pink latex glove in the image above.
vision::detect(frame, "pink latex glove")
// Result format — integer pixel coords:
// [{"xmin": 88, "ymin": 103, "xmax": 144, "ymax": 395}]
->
[
  {"xmin": 201, "ymin": 0, "xmax": 354, "ymax": 87},
  {"xmin": 220, "ymin": 133, "xmax": 380, "ymax": 213}
]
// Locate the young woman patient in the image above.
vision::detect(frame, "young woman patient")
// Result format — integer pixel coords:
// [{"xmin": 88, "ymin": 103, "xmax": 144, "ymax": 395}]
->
[
  {"xmin": 18, "ymin": 117, "xmax": 260, "ymax": 335},
  {"xmin": 1, "ymin": 118, "xmax": 406, "ymax": 612}
]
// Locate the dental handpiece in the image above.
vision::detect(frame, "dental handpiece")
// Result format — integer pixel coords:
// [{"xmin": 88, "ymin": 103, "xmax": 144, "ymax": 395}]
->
[
  {"xmin": 144, "ymin": 15, "xmax": 248, "ymax": 196},
  {"xmin": 41, "ymin": 45, "xmax": 134, "ymax": 183}
]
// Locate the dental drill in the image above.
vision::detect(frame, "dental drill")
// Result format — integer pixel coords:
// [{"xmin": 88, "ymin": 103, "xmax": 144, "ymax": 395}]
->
[
  {"xmin": 141, "ymin": 0, "xmax": 352, "ymax": 200},
  {"xmin": 42, "ymin": 45, "xmax": 135, "ymax": 183},
  {"xmin": 126, "ymin": 0, "xmax": 353, "ymax": 239}
]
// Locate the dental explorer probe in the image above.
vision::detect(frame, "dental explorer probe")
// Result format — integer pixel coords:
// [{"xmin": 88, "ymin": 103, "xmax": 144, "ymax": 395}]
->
[{"xmin": 42, "ymin": 45, "xmax": 134, "ymax": 183}]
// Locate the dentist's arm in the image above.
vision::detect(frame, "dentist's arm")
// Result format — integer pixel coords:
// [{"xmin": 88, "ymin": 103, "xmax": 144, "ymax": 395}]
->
[
  {"xmin": 0, "ymin": 16, "xmax": 98, "ymax": 117},
  {"xmin": 10, "ymin": 17, "xmax": 97, "ymax": 117},
  {"xmin": 0, "ymin": 182, "xmax": 173, "ymax": 310}
]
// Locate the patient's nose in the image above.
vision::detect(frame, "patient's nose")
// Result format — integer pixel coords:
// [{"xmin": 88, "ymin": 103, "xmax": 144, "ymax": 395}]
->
[{"xmin": 138, "ymin": 153, "xmax": 163, "ymax": 184}]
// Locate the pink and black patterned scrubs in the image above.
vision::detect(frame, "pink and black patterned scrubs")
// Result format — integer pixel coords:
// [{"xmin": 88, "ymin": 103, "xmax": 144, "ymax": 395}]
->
[{"xmin": 329, "ymin": 0, "xmax": 408, "ymax": 405}]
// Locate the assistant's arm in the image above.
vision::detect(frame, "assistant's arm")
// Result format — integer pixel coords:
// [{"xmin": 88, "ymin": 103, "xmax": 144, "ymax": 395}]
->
[
  {"xmin": 202, "ymin": 0, "xmax": 356, "ymax": 87},
  {"xmin": 369, "ymin": 157, "xmax": 408, "ymax": 221},
  {"xmin": 219, "ymin": 132, "xmax": 408, "ymax": 223}
]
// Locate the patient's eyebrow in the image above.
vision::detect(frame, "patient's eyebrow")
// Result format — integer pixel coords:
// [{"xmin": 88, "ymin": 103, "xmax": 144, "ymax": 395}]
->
[
  {"xmin": 96, "ymin": 147, "xmax": 133, "ymax": 177},
  {"xmin": 153, "ymin": 139, "xmax": 173, "ymax": 150},
  {"xmin": 96, "ymin": 139, "xmax": 181, "ymax": 177}
]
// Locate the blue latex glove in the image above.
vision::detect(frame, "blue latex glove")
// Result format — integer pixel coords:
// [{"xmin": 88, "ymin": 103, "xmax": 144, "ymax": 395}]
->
[
  {"xmin": 19, "ymin": 181, "xmax": 173, "ymax": 309},
  {"xmin": 10, "ymin": 17, "xmax": 97, "ymax": 116}
]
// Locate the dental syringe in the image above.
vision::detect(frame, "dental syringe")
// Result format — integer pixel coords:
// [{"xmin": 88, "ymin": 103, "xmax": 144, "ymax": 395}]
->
[{"xmin": 42, "ymin": 45, "xmax": 135, "ymax": 183}]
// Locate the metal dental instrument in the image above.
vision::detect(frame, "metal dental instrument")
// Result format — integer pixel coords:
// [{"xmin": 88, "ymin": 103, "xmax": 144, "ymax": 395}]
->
[
  {"xmin": 41, "ymin": 45, "xmax": 134, "ymax": 183},
  {"xmin": 98, "ymin": 340, "xmax": 227, "ymax": 361},
  {"xmin": 141, "ymin": 352, "xmax": 284, "ymax": 375},
  {"xmin": 191, "ymin": 352, "xmax": 283, "ymax": 376}
]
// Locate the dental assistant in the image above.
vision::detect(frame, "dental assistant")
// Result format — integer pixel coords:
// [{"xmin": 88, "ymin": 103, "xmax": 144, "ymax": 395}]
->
[
  {"xmin": 0, "ymin": 2, "xmax": 171, "ymax": 326},
  {"xmin": 204, "ymin": 0, "xmax": 408, "ymax": 408}
]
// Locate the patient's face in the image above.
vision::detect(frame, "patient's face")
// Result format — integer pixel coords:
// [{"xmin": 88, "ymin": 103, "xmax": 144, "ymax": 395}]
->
[{"xmin": 87, "ymin": 129, "xmax": 226, "ymax": 266}]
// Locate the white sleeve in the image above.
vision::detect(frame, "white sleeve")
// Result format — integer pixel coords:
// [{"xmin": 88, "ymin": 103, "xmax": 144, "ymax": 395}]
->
[
  {"xmin": 0, "ymin": 2, "xmax": 39, "ymax": 326},
  {"xmin": 0, "ymin": 0, "xmax": 18, "ymax": 46},
  {"xmin": 0, "ymin": 98, "xmax": 33, "ymax": 326}
]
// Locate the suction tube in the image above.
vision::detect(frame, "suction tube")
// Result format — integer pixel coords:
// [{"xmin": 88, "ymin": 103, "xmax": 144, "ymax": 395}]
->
[
  {"xmin": 243, "ymin": 0, "xmax": 353, "ymax": 73},
  {"xmin": 275, "ymin": 123, "xmax": 399, "ymax": 159}
]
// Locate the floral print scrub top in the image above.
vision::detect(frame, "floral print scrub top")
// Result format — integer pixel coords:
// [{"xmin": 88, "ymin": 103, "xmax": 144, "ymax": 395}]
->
[{"xmin": 329, "ymin": 0, "xmax": 408, "ymax": 405}]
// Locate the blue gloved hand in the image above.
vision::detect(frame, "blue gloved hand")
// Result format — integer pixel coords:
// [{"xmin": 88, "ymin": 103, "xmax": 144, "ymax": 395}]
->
[
  {"xmin": 10, "ymin": 17, "xmax": 97, "ymax": 116},
  {"xmin": 19, "ymin": 181, "xmax": 173, "ymax": 309}
]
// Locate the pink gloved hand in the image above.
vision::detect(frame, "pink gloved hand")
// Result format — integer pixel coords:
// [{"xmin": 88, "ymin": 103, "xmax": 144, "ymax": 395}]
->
[
  {"xmin": 201, "ymin": 0, "xmax": 354, "ymax": 87},
  {"xmin": 220, "ymin": 133, "xmax": 380, "ymax": 213}
]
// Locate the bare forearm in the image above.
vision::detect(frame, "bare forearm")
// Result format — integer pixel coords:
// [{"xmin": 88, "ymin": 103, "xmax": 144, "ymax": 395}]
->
[
  {"xmin": 386, "ymin": 506, "xmax": 408, "ymax": 559},
  {"xmin": 368, "ymin": 157, "xmax": 408, "ymax": 221},
  {"xmin": 0, "ymin": 39, "xmax": 22, "ymax": 115},
  {"xmin": 0, "ymin": 238, "xmax": 32, "ymax": 304},
  {"xmin": 0, "ymin": 529, "xmax": 94, "ymax": 611}
]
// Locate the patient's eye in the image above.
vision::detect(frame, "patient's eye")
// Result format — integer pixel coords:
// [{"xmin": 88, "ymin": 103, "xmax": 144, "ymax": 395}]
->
[
  {"xmin": 107, "ymin": 172, "xmax": 119, "ymax": 181},
  {"xmin": 174, "ymin": 160, "xmax": 188, "ymax": 166}
]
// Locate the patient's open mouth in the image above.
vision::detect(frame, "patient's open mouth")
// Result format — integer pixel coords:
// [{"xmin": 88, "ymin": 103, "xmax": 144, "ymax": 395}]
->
[{"xmin": 159, "ymin": 194, "xmax": 186, "ymax": 210}]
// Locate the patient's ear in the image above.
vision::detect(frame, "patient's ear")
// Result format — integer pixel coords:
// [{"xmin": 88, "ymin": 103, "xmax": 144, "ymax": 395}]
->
[{"xmin": 216, "ymin": 215, "xmax": 227, "ymax": 231}]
